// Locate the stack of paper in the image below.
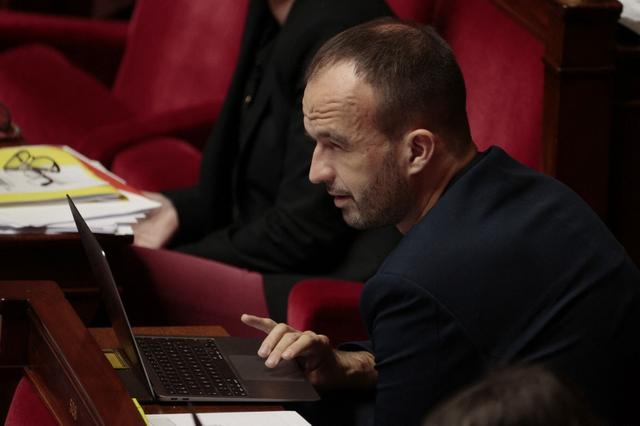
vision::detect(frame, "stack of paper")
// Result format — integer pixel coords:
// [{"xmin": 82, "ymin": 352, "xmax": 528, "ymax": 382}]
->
[
  {"xmin": 147, "ymin": 411, "xmax": 311, "ymax": 426},
  {"xmin": 0, "ymin": 145, "xmax": 160, "ymax": 235}
]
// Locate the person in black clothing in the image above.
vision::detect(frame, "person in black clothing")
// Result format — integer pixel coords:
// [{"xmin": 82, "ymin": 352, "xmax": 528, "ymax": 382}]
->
[
  {"xmin": 242, "ymin": 19, "xmax": 640, "ymax": 425},
  {"xmin": 132, "ymin": 0, "xmax": 401, "ymax": 330}
]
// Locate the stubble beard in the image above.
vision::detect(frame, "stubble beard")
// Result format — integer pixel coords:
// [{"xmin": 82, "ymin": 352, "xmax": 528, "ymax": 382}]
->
[{"xmin": 342, "ymin": 151, "xmax": 411, "ymax": 230}]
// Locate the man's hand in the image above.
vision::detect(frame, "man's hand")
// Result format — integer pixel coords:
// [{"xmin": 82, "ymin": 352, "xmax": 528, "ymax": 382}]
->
[
  {"xmin": 132, "ymin": 192, "xmax": 179, "ymax": 249},
  {"xmin": 241, "ymin": 314, "xmax": 377, "ymax": 390}
]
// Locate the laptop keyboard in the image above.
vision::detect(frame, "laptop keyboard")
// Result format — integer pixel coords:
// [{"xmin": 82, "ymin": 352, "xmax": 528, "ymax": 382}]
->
[{"xmin": 136, "ymin": 337, "xmax": 248, "ymax": 398}]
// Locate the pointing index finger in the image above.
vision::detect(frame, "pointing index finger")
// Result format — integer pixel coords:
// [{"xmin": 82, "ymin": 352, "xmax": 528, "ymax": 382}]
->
[{"xmin": 241, "ymin": 314, "xmax": 278, "ymax": 334}]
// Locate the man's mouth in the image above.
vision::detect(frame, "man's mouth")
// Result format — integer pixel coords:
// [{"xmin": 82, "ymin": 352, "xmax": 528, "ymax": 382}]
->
[{"xmin": 329, "ymin": 192, "xmax": 351, "ymax": 207}]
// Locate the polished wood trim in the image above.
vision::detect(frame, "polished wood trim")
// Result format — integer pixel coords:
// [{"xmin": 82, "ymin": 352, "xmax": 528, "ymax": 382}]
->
[
  {"xmin": 491, "ymin": 0, "xmax": 622, "ymax": 216},
  {"xmin": 492, "ymin": 0, "xmax": 551, "ymax": 41},
  {"xmin": 0, "ymin": 231, "xmax": 132, "ymax": 245},
  {"xmin": 0, "ymin": 281, "xmax": 144, "ymax": 425}
]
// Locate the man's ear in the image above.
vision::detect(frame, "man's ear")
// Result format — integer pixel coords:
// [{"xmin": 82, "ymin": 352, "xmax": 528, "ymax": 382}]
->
[{"xmin": 402, "ymin": 129, "xmax": 435, "ymax": 175}]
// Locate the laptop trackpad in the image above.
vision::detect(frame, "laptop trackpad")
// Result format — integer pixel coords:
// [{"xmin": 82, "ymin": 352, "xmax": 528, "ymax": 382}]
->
[{"xmin": 230, "ymin": 355, "xmax": 306, "ymax": 382}]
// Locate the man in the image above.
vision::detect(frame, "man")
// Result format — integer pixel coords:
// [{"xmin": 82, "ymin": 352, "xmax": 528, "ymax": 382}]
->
[
  {"xmin": 242, "ymin": 19, "xmax": 640, "ymax": 425},
  {"xmin": 131, "ymin": 0, "xmax": 401, "ymax": 330}
]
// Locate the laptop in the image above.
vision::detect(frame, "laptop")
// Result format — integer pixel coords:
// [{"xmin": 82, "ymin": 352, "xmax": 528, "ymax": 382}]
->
[{"xmin": 67, "ymin": 195, "xmax": 319, "ymax": 403}]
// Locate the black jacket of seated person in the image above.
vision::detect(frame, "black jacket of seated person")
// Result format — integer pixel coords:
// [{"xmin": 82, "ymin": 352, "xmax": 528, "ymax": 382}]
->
[
  {"xmin": 354, "ymin": 148, "xmax": 640, "ymax": 425},
  {"xmin": 164, "ymin": 0, "xmax": 401, "ymax": 321}
]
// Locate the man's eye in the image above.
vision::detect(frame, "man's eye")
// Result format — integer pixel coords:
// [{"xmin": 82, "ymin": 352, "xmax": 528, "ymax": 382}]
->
[{"xmin": 329, "ymin": 140, "xmax": 345, "ymax": 150}]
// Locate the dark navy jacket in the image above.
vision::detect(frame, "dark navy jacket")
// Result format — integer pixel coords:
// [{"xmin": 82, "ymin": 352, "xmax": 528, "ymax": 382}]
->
[{"xmin": 361, "ymin": 147, "xmax": 640, "ymax": 425}]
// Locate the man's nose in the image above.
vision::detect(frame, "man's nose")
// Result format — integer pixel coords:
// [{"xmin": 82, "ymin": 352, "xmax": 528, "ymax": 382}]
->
[{"xmin": 309, "ymin": 144, "xmax": 334, "ymax": 184}]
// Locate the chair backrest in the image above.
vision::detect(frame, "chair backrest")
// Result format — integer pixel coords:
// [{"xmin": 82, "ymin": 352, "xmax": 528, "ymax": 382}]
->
[
  {"xmin": 5, "ymin": 377, "xmax": 57, "ymax": 426},
  {"xmin": 386, "ymin": 0, "xmax": 434, "ymax": 22},
  {"xmin": 112, "ymin": 0, "xmax": 249, "ymax": 115},
  {"xmin": 387, "ymin": 0, "xmax": 544, "ymax": 170},
  {"xmin": 431, "ymin": 0, "xmax": 544, "ymax": 169}
]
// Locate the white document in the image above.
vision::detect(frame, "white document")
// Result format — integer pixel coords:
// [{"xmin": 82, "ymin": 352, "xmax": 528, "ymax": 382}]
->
[
  {"xmin": 0, "ymin": 165, "xmax": 109, "ymax": 194},
  {"xmin": 0, "ymin": 190, "xmax": 159, "ymax": 228},
  {"xmin": 147, "ymin": 411, "xmax": 311, "ymax": 426},
  {"xmin": 620, "ymin": 0, "xmax": 640, "ymax": 34}
]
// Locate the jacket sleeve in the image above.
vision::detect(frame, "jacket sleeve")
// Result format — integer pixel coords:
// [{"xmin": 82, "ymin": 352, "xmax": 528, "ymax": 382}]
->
[{"xmin": 361, "ymin": 273, "xmax": 483, "ymax": 426}]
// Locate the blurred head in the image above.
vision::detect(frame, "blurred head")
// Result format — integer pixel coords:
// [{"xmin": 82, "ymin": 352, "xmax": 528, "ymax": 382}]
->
[
  {"xmin": 303, "ymin": 19, "xmax": 474, "ymax": 231},
  {"xmin": 423, "ymin": 364, "xmax": 600, "ymax": 426}
]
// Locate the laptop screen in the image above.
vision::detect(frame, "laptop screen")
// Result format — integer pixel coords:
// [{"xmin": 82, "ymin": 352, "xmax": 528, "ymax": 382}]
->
[{"xmin": 67, "ymin": 195, "xmax": 155, "ymax": 396}]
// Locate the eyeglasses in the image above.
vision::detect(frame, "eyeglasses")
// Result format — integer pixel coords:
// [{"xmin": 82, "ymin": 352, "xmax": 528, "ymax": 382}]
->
[
  {"xmin": 0, "ymin": 102, "xmax": 21, "ymax": 140},
  {"xmin": 3, "ymin": 149, "xmax": 60, "ymax": 186}
]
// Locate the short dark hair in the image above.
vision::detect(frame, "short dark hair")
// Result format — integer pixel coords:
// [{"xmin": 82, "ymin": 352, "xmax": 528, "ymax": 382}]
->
[
  {"xmin": 306, "ymin": 18, "xmax": 472, "ymax": 156},
  {"xmin": 423, "ymin": 364, "xmax": 600, "ymax": 426}
]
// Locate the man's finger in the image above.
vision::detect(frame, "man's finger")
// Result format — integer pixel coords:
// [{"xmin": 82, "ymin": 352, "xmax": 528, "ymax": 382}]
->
[
  {"xmin": 265, "ymin": 330, "xmax": 304, "ymax": 368},
  {"xmin": 281, "ymin": 332, "xmax": 320, "ymax": 360},
  {"xmin": 258, "ymin": 322, "xmax": 296, "ymax": 358},
  {"xmin": 240, "ymin": 314, "xmax": 278, "ymax": 334}
]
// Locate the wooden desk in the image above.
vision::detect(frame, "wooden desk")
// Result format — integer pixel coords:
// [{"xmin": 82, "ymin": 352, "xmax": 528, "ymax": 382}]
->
[
  {"xmin": 0, "ymin": 232, "xmax": 132, "ymax": 323},
  {"xmin": 0, "ymin": 280, "xmax": 143, "ymax": 424},
  {"xmin": 0, "ymin": 281, "xmax": 280, "ymax": 424},
  {"xmin": 90, "ymin": 326, "xmax": 281, "ymax": 415}
]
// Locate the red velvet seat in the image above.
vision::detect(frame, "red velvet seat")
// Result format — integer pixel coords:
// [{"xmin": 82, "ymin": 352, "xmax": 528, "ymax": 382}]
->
[
  {"xmin": 113, "ymin": 246, "xmax": 268, "ymax": 338},
  {"xmin": 288, "ymin": 0, "xmax": 545, "ymax": 339},
  {"xmin": 431, "ymin": 0, "xmax": 544, "ymax": 169},
  {"xmin": 0, "ymin": 9, "xmax": 127, "ymax": 86},
  {"xmin": 0, "ymin": 0, "xmax": 248, "ymax": 190},
  {"xmin": 110, "ymin": 137, "xmax": 202, "ymax": 192},
  {"xmin": 5, "ymin": 377, "xmax": 57, "ymax": 426},
  {"xmin": 287, "ymin": 278, "xmax": 369, "ymax": 345}
]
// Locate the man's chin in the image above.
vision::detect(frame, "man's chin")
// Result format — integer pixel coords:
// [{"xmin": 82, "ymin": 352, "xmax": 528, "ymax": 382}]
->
[{"xmin": 342, "ymin": 211, "xmax": 368, "ymax": 230}]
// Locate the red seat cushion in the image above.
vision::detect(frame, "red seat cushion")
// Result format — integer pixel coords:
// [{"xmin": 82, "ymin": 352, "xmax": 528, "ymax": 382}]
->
[
  {"xmin": 0, "ymin": 44, "xmax": 130, "ymax": 148},
  {"xmin": 116, "ymin": 246, "xmax": 268, "ymax": 337},
  {"xmin": 5, "ymin": 377, "xmax": 57, "ymax": 426},
  {"xmin": 111, "ymin": 137, "xmax": 202, "ymax": 191}
]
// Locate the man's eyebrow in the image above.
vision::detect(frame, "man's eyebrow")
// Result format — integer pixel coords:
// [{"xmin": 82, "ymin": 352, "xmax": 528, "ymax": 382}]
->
[
  {"xmin": 304, "ymin": 129, "xmax": 348, "ymax": 145},
  {"xmin": 318, "ymin": 131, "xmax": 349, "ymax": 146}
]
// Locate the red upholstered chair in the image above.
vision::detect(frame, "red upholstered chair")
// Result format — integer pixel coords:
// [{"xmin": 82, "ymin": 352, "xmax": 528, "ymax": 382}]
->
[
  {"xmin": 0, "ymin": 10, "xmax": 127, "ymax": 87},
  {"xmin": 430, "ymin": 0, "xmax": 544, "ymax": 169},
  {"xmin": 287, "ymin": 278, "xmax": 369, "ymax": 345},
  {"xmin": 387, "ymin": 0, "xmax": 435, "ymax": 22},
  {"xmin": 5, "ymin": 377, "xmax": 57, "ymax": 426},
  {"xmin": 288, "ymin": 0, "xmax": 545, "ymax": 341},
  {"xmin": 112, "ymin": 246, "xmax": 269, "ymax": 338},
  {"xmin": 0, "ymin": 0, "xmax": 248, "ymax": 191}
]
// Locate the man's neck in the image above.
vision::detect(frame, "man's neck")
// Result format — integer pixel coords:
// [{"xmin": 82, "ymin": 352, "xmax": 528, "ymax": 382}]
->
[
  {"xmin": 267, "ymin": 0, "xmax": 295, "ymax": 25},
  {"xmin": 397, "ymin": 147, "xmax": 477, "ymax": 234}
]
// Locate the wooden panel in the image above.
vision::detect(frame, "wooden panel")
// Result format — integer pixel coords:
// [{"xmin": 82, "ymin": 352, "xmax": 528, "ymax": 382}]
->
[
  {"xmin": 610, "ymin": 30, "xmax": 640, "ymax": 266},
  {"xmin": 492, "ymin": 0, "xmax": 622, "ymax": 216},
  {"xmin": 0, "ymin": 281, "xmax": 144, "ymax": 425}
]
